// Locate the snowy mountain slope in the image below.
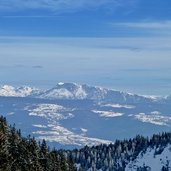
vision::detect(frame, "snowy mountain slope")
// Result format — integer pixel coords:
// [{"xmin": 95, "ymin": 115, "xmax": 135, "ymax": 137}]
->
[
  {"xmin": 0, "ymin": 83, "xmax": 162, "ymax": 103},
  {"xmin": 36, "ymin": 82, "xmax": 159, "ymax": 104},
  {"xmin": 74, "ymin": 133, "xmax": 171, "ymax": 171},
  {"xmin": 0, "ymin": 83, "xmax": 171, "ymax": 148},
  {"xmin": 125, "ymin": 144, "xmax": 171, "ymax": 171},
  {"xmin": 37, "ymin": 83, "xmax": 87, "ymax": 100},
  {"xmin": 0, "ymin": 85, "xmax": 41, "ymax": 97}
]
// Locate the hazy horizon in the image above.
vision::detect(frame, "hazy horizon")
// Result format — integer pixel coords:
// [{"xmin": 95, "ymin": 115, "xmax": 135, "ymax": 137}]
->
[{"xmin": 0, "ymin": 0, "xmax": 171, "ymax": 96}]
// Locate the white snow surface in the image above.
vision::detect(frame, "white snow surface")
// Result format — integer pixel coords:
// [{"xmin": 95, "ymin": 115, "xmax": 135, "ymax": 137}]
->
[
  {"xmin": 26, "ymin": 103, "xmax": 112, "ymax": 146},
  {"xmin": 25, "ymin": 103, "xmax": 73, "ymax": 121},
  {"xmin": 0, "ymin": 83, "xmax": 162, "ymax": 104},
  {"xmin": 125, "ymin": 144, "xmax": 171, "ymax": 171},
  {"xmin": 103, "ymin": 103, "xmax": 135, "ymax": 109},
  {"xmin": 31, "ymin": 82, "xmax": 160, "ymax": 103},
  {"xmin": 92, "ymin": 110, "xmax": 124, "ymax": 117},
  {"xmin": 134, "ymin": 112, "xmax": 171, "ymax": 126},
  {"xmin": 81, "ymin": 128, "xmax": 88, "ymax": 133},
  {"xmin": 141, "ymin": 95, "xmax": 162, "ymax": 101},
  {"xmin": 39, "ymin": 83, "xmax": 87, "ymax": 99},
  {"xmin": 33, "ymin": 124, "xmax": 112, "ymax": 146},
  {"xmin": 58, "ymin": 82, "xmax": 64, "ymax": 86},
  {"xmin": 33, "ymin": 124, "xmax": 47, "ymax": 128},
  {"xmin": 0, "ymin": 85, "xmax": 39, "ymax": 97}
]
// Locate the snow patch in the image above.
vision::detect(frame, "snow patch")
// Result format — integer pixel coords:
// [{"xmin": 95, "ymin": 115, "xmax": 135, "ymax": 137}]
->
[
  {"xmin": 58, "ymin": 82, "xmax": 64, "ymax": 86},
  {"xmin": 151, "ymin": 111, "xmax": 161, "ymax": 115},
  {"xmin": 92, "ymin": 110, "xmax": 124, "ymax": 117},
  {"xmin": 33, "ymin": 124, "xmax": 112, "ymax": 146},
  {"xmin": 103, "ymin": 103, "xmax": 135, "ymax": 109},
  {"xmin": 26, "ymin": 103, "xmax": 112, "ymax": 146},
  {"xmin": 81, "ymin": 128, "xmax": 88, "ymax": 133},
  {"xmin": 7, "ymin": 112, "xmax": 14, "ymax": 116},
  {"xmin": 134, "ymin": 112, "xmax": 171, "ymax": 126},
  {"xmin": 33, "ymin": 124, "xmax": 47, "ymax": 128},
  {"xmin": 43, "ymin": 88, "xmax": 74, "ymax": 99},
  {"xmin": 141, "ymin": 95, "xmax": 160, "ymax": 100},
  {"xmin": 75, "ymin": 86, "xmax": 87, "ymax": 99},
  {"xmin": 25, "ymin": 104, "xmax": 73, "ymax": 122}
]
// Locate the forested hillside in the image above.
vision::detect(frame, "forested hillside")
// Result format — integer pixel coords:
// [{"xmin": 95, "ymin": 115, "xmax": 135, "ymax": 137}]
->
[
  {"xmin": 71, "ymin": 133, "xmax": 171, "ymax": 171},
  {"xmin": 1, "ymin": 115, "xmax": 171, "ymax": 171},
  {"xmin": 0, "ymin": 116, "xmax": 76, "ymax": 171}
]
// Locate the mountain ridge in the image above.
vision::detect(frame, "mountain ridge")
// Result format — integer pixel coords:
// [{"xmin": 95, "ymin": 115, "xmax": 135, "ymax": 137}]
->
[{"xmin": 0, "ymin": 83, "xmax": 162, "ymax": 103}]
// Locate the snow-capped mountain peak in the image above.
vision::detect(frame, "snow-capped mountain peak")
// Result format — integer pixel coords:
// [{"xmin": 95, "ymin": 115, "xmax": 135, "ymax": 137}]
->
[
  {"xmin": 38, "ymin": 82, "xmax": 87, "ymax": 100},
  {"xmin": 38, "ymin": 82, "xmax": 158, "ymax": 103},
  {"xmin": 0, "ymin": 83, "xmax": 163, "ymax": 103},
  {"xmin": 37, "ymin": 82, "xmax": 110, "ymax": 101}
]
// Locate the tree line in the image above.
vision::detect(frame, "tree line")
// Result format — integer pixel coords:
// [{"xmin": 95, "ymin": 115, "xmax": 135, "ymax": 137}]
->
[
  {"xmin": 0, "ymin": 116, "xmax": 76, "ymax": 171},
  {"xmin": 0, "ymin": 115, "xmax": 171, "ymax": 171}
]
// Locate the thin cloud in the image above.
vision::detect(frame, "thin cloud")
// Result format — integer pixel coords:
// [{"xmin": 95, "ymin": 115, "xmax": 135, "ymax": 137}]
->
[
  {"xmin": 111, "ymin": 21, "xmax": 171, "ymax": 37},
  {"xmin": 113, "ymin": 21, "xmax": 171, "ymax": 29},
  {"xmin": 0, "ymin": 64, "xmax": 43, "ymax": 69},
  {"xmin": 0, "ymin": 0, "xmax": 135, "ymax": 13},
  {"xmin": 32, "ymin": 65, "xmax": 43, "ymax": 69},
  {"xmin": 0, "ymin": 15, "xmax": 63, "ymax": 18}
]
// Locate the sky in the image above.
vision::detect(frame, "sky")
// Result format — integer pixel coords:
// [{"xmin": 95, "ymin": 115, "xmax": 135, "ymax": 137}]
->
[{"xmin": 0, "ymin": 0, "xmax": 171, "ymax": 95}]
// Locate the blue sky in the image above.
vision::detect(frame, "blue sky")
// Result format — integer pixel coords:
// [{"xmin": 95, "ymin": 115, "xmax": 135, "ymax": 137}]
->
[
  {"xmin": 0, "ymin": 0, "xmax": 171, "ymax": 95},
  {"xmin": 0, "ymin": 0, "xmax": 171, "ymax": 37}
]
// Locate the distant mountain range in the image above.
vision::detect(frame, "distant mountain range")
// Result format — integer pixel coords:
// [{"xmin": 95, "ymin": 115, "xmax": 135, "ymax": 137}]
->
[
  {"xmin": 0, "ymin": 85, "xmax": 40, "ymax": 97},
  {"xmin": 0, "ymin": 82, "xmax": 163, "ymax": 102},
  {"xmin": 0, "ymin": 83, "xmax": 171, "ymax": 148}
]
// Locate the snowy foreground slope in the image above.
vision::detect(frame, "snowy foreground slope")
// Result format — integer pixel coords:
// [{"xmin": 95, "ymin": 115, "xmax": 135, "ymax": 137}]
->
[
  {"xmin": 73, "ymin": 132, "xmax": 171, "ymax": 170},
  {"xmin": 0, "ymin": 83, "xmax": 171, "ymax": 148},
  {"xmin": 125, "ymin": 145, "xmax": 171, "ymax": 171}
]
